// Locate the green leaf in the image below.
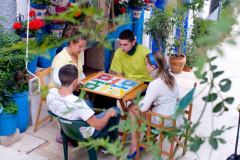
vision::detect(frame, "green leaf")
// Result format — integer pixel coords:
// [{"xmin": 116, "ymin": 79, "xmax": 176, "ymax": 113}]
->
[
  {"xmin": 211, "ymin": 129, "xmax": 223, "ymax": 137},
  {"xmin": 226, "ymin": 39, "xmax": 237, "ymax": 45},
  {"xmin": 202, "ymin": 93, "xmax": 218, "ymax": 102},
  {"xmin": 213, "ymin": 102, "xmax": 224, "ymax": 112},
  {"xmin": 213, "ymin": 71, "xmax": 224, "ymax": 78},
  {"xmin": 209, "ymin": 137, "xmax": 218, "ymax": 150},
  {"xmin": 219, "ymin": 79, "xmax": 231, "ymax": 92},
  {"xmin": 218, "ymin": 138, "xmax": 226, "ymax": 144},
  {"xmin": 224, "ymin": 97, "xmax": 234, "ymax": 104},
  {"xmin": 189, "ymin": 136, "xmax": 204, "ymax": 152},
  {"xmin": 209, "ymin": 56, "xmax": 217, "ymax": 62},
  {"xmin": 79, "ymin": 90, "xmax": 86, "ymax": 99},
  {"xmin": 210, "ymin": 65, "xmax": 217, "ymax": 71},
  {"xmin": 215, "ymin": 46, "xmax": 224, "ymax": 56}
]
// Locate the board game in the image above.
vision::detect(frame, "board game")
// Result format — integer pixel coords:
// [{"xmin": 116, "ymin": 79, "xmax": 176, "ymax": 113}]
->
[{"xmin": 82, "ymin": 72, "xmax": 141, "ymax": 99}]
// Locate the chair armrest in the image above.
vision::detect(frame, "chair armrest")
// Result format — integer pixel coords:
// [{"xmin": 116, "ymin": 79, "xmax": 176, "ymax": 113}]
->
[{"xmin": 48, "ymin": 110, "xmax": 90, "ymax": 127}]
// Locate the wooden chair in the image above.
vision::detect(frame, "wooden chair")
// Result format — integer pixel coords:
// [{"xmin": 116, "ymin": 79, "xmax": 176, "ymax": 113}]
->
[
  {"xmin": 136, "ymin": 83, "xmax": 197, "ymax": 160},
  {"xmin": 48, "ymin": 110, "xmax": 97, "ymax": 160},
  {"xmin": 34, "ymin": 67, "xmax": 52, "ymax": 132}
]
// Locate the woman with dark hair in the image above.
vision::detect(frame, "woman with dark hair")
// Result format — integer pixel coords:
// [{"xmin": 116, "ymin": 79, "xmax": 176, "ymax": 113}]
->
[{"xmin": 127, "ymin": 53, "xmax": 180, "ymax": 159}]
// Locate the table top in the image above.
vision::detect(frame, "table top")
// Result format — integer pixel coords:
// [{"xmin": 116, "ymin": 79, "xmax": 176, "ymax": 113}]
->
[{"xmin": 81, "ymin": 72, "xmax": 147, "ymax": 100}]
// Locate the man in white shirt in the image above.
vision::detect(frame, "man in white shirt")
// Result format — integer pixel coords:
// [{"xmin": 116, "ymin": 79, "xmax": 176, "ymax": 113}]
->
[{"xmin": 47, "ymin": 64, "xmax": 120, "ymax": 140}]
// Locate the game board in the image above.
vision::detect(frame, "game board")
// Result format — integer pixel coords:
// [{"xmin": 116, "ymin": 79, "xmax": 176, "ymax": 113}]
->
[{"xmin": 83, "ymin": 72, "xmax": 141, "ymax": 99}]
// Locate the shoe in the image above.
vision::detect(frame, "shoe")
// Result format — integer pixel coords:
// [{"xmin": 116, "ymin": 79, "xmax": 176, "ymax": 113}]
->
[
  {"xmin": 55, "ymin": 135, "xmax": 74, "ymax": 147},
  {"xmin": 99, "ymin": 147, "xmax": 109, "ymax": 154},
  {"xmin": 127, "ymin": 147, "xmax": 144, "ymax": 159},
  {"xmin": 100, "ymin": 148, "xmax": 108, "ymax": 154}
]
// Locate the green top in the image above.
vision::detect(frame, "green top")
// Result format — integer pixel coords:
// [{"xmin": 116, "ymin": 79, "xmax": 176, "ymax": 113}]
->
[{"xmin": 110, "ymin": 45, "xmax": 153, "ymax": 82}]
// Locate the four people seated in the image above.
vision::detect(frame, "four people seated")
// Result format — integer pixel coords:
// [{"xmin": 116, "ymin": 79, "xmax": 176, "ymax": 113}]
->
[{"xmin": 46, "ymin": 29, "xmax": 182, "ymax": 158}]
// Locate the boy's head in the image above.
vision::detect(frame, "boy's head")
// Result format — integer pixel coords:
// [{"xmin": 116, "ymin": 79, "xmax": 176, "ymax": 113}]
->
[
  {"xmin": 59, "ymin": 64, "xmax": 78, "ymax": 87},
  {"xmin": 119, "ymin": 29, "xmax": 136, "ymax": 53}
]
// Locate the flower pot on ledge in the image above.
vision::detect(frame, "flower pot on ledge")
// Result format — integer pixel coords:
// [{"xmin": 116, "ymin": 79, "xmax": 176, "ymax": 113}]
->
[
  {"xmin": 145, "ymin": 3, "xmax": 155, "ymax": 11},
  {"xmin": 18, "ymin": 32, "xmax": 36, "ymax": 42},
  {"xmin": 30, "ymin": 3, "xmax": 48, "ymax": 19},
  {"xmin": 49, "ymin": 23, "xmax": 65, "ymax": 38},
  {"xmin": 130, "ymin": 6, "xmax": 143, "ymax": 19}
]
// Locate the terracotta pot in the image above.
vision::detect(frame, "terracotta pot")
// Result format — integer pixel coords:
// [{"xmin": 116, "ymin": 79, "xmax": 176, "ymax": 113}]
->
[
  {"xmin": 169, "ymin": 54, "xmax": 186, "ymax": 74},
  {"xmin": 183, "ymin": 65, "xmax": 192, "ymax": 72}
]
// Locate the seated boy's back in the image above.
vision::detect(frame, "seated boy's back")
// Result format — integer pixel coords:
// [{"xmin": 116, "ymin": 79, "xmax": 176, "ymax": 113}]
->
[{"xmin": 46, "ymin": 64, "xmax": 120, "ymax": 141}]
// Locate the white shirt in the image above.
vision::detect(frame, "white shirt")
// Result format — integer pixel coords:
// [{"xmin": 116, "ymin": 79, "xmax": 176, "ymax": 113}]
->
[
  {"xmin": 46, "ymin": 88, "xmax": 95, "ymax": 138},
  {"xmin": 139, "ymin": 77, "xmax": 182, "ymax": 126}
]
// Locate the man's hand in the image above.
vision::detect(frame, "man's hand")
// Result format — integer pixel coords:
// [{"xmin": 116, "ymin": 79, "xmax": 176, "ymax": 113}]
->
[
  {"xmin": 78, "ymin": 80, "xmax": 85, "ymax": 88},
  {"xmin": 106, "ymin": 108, "xmax": 117, "ymax": 117}
]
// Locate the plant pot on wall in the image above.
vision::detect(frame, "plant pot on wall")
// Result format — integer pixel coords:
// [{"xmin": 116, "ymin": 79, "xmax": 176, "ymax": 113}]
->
[
  {"xmin": 131, "ymin": 7, "xmax": 143, "ymax": 19},
  {"xmin": 30, "ymin": 3, "xmax": 48, "ymax": 19},
  {"xmin": 169, "ymin": 54, "xmax": 186, "ymax": 74},
  {"xmin": 0, "ymin": 112, "xmax": 17, "ymax": 136},
  {"xmin": 49, "ymin": 23, "xmax": 65, "ymax": 38}
]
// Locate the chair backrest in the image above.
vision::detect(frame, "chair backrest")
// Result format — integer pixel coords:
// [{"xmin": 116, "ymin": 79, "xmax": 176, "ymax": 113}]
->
[
  {"xmin": 178, "ymin": 83, "xmax": 197, "ymax": 110},
  {"xmin": 136, "ymin": 83, "xmax": 197, "ymax": 160},
  {"xmin": 48, "ymin": 110, "xmax": 89, "ymax": 141},
  {"xmin": 35, "ymin": 67, "xmax": 51, "ymax": 87},
  {"xmin": 35, "ymin": 67, "xmax": 51, "ymax": 100},
  {"xmin": 137, "ymin": 111, "xmax": 177, "ymax": 160},
  {"xmin": 177, "ymin": 82, "xmax": 197, "ymax": 121}
]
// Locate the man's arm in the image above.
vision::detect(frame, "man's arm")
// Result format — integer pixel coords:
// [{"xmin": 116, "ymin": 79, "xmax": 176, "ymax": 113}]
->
[
  {"xmin": 86, "ymin": 108, "xmax": 116, "ymax": 130},
  {"xmin": 109, "ymin": 70, "xmax": 123, "ymax": 77}
]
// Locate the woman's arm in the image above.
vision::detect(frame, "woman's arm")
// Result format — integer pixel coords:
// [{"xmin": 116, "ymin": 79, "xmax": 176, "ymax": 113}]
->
[{"xmin": 52, "ymin": 68, "xmax": 61, "ymax": 87}]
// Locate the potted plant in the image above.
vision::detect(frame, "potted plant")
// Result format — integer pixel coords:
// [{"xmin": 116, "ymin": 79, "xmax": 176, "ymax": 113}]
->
[
  {"xmin": 183, "ymin": 17, "xmax": 213, "ymax": 72},
  {"xmin": 128, "ymin": 0, "xmax": 145, "ymax": 18},
  {"xmin": 12, "ymin": 10, "xmax": 45, "ymax": 40},
  {"xmin": 30, "ymin": 0, "xmax": 50, "ymax": 19},
  {"xmin": 144, "ymin": 0, "xmax": 156, "ymax": 11},
  {"xmin": 0, "ymin": 25, "xmax": 30, "ymax": 134},
  {"xmin": 169, "ymin": 10, "xmax": 187, "ymax": 74},
  {"xmin": 114, "ymin": 0, "xmax": 128, "ymax": 16},
  {"xmin": 183, "ymin": 45, "xmax": 197, "ymax": 72},
  {"xmin": 144, "ymin": 7, "xmax": 174, "ymax": 55}
]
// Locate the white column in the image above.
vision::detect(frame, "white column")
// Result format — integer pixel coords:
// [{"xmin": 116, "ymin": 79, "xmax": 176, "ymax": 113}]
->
[
  {"xmin": 16, "ymin": 0, "xmax": 28, "ymax": 19},
  {"xmin": 142, "ymin": 10, "xmax": 151, "ymax": 50}
]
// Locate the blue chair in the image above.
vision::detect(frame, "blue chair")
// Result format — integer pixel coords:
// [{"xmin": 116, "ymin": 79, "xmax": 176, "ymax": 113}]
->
[
  {"xmin": 48, "ymin": 110, "xmax": 97, "ymax": 160},
  {"xmin": 136, "ymin": 83, "xmax": 197, "ymax": 160}
]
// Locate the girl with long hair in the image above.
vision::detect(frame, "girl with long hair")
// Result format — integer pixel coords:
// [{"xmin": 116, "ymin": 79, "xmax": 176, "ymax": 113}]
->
[{"xmin": 127, "ymin": 52, "xmax": 180, "ymax": 159}]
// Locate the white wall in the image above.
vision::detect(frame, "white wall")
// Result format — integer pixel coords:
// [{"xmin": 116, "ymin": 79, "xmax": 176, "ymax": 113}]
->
[{"xmin": 16, "ymin": 0, "xmax": 28, "ymax": 19}]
